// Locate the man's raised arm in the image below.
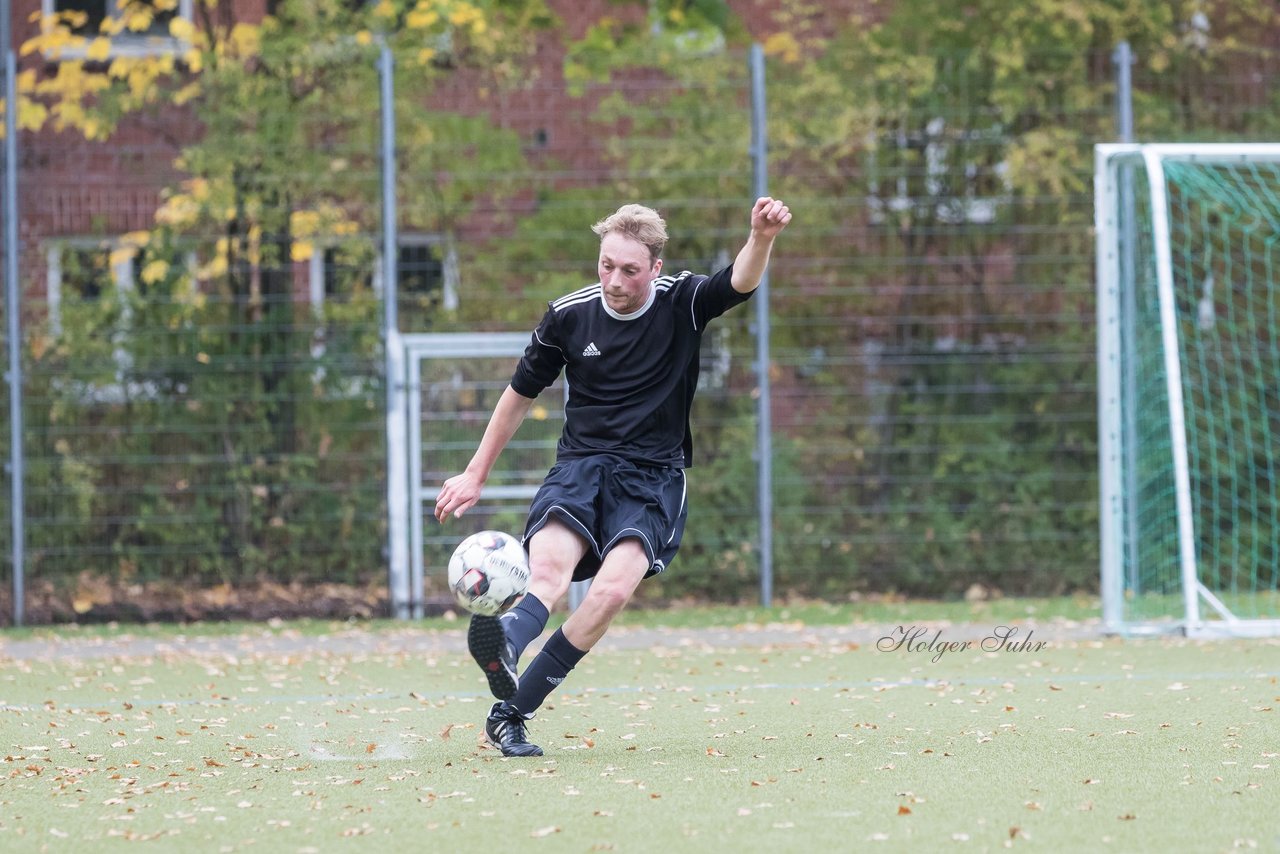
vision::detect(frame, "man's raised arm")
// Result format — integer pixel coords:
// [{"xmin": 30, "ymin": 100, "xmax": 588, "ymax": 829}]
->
[{"xmin": 730, "ymin": 196, "xmax": 793, "ymax": 294}]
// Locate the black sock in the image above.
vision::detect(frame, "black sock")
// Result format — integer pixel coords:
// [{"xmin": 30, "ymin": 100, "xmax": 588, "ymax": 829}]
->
[
  {"xmin": 507, "ymin": 628, "xmax": 587, "ymax": 716},
  {"xmin": 500, "ymin": 593, "xmax": 549, "ymax": 661}
]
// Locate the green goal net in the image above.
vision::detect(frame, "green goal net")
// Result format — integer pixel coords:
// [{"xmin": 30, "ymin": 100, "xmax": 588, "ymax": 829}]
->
[{"xmin": 1097, "ymin": 144, "xmax": 1280, "ymax": 637}]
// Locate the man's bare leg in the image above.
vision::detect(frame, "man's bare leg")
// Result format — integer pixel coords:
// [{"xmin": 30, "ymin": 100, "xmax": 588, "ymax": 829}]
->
[{"xmin": 468, "ymin": 518, "xmax": 586, "ymax": 700}]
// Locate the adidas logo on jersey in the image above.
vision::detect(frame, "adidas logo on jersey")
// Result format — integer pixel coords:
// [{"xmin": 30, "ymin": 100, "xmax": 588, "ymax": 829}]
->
[{"xmin": 582, "ymin": 342, "xmax": 602, "ymax": 357}]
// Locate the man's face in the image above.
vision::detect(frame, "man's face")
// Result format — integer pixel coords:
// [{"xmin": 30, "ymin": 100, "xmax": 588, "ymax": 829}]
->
[{"xmin": 598, "ymin": 232, "xmax": 661, "ymax": 315}]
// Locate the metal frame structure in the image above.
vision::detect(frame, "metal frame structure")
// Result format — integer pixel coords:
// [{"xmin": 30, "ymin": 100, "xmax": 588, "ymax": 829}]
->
[
  {"xmin": 404, "ymin": 333, "xmax": 533, "ymax": 619},
  {"xmin": 390, "ymin": 332, "xmax": 584, "ymax": 619},
  {"xmin": 1095, "ymin": 143, "xmax": 1280, "ymax": 638}
]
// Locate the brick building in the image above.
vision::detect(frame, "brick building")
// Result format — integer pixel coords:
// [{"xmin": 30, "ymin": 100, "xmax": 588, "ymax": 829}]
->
[{"xmin": 8, "ymin": 0, "xmax": 868, "ymax": 322}]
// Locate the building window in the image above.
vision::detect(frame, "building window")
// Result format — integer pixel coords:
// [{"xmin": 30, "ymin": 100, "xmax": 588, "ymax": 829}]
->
[
  {"xmin": 398, "ymin": 244, "xmax": 441, "ymax": 294},
  {"xmin": 47, "ymin": 239, "xmax": 197, "ymax": 400},
  {"xmin": 395, "ymin": 236, "xmax": 460, "ymax": 331},
  {"xmin": 696, "ymin": 248, "xmax": 733, "ymax": 393},
  {"xmin": 47, "ymin": 238, "xmax": 195, "ymax": 335},
  {"xmin": 306, "ymin": 243, "xmax": 374, "ymax": 362},
  {"xmin": 866, "ymin": 117, "xmax": 1009, "ymax": 226},
  {"xmin": 315, "ymin": 246, "xmax": 374, "ymax": 303},
  {"xmin": 44, "ymin": 0, "xmax": 195, "ymax": 58},
  {"xmin": 45, "ymin": 240, "xmax": 134, "ymax": 398},
  {"xmin": 307, "ymin": 236, "xmax": 457, "ymax": 310},
  {"xmin": 46, "ymin": 240, "xmax": 127, "ymax": 337},
  {"xmin": 307, "ymin": 235, "xmax": 458, "ymax": 360}
]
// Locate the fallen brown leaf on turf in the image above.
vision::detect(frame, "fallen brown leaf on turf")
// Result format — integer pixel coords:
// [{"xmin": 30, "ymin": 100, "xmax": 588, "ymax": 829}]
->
[
  {"xmin": 897, "ymin": 805, "xmax": 911, "ymax": 815},
  {"xmin": 439, "ymin": 724, "xmax": 454, "ymax": 740}
]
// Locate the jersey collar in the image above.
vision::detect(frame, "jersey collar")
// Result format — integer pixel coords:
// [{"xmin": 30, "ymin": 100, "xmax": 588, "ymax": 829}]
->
[{"xmin": 600, "ymin": 281, "xmax": 656, "ymax": 321}]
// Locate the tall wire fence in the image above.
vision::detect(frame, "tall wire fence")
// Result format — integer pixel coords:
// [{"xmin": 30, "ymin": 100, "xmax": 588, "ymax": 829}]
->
[{"xmin": 2, "ymin": 37, "xmax": 1279, "ymax": 622}]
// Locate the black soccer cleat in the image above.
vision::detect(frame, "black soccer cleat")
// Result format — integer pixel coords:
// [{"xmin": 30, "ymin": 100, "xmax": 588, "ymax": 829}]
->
[
  {"xmin": 484, "ymin": 702, "xmax": 543, "ymax": 757},
  {"xmin": 468, "ymin": 614, "xmax": 518, "ymax": 700}
]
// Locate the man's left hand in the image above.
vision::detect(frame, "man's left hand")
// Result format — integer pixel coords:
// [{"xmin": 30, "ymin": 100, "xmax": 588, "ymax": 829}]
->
[{"xmin": 750, "ymin": 196, "xmax": 792, "ymax": 239}]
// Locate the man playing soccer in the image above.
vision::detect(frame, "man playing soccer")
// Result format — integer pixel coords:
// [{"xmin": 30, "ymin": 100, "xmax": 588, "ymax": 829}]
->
[{"xmin": 435, "ymin": 196, "xmax": 792, "ymax": 756}]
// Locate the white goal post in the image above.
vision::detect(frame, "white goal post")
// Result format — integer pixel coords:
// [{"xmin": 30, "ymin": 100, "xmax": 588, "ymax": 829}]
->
[{"xmin": 1095, "ymin": 143, "xmax": 1280, "ymax": 638}]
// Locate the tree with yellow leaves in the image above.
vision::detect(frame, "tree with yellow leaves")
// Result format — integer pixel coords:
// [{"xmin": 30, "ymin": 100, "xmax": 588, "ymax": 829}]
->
[{"xmin": 13, "ymin": 0, "xmax": 557, "ymax": 585}]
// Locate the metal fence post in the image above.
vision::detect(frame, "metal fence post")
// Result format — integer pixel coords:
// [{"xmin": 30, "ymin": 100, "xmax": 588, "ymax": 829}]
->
[
  {"xmin": 380, "ymin": 43, "xmax": 410, "ymax": 619},
  {"xmin": 2, "ymin": 0, "xmax": 25, "ymax": 626},
  {"xmin": 749, "ymin": 43, "xmax": 774, "ymax": 608},
  {"xmin": 1113, "ymin": 41, "xmax": 1141, "ymax": 601}
]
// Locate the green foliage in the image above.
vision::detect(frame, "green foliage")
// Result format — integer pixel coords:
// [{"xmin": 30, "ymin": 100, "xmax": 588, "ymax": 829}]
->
[
  {"xmin": 742, "ymin": 0, "xmax": 1274, "ymax": 598},
  {"xmin": 671, "ymin": 407, "xmax": 851, "ymax": 602},
  {"xmin": 13, "ymin": 0, "xmax": 554, "ymax": 592},
  {"xmin": 10, "ymin": 0, "xmax": 1280, "ymax": 606},
  {"xmin": 22, "ymin": 232, "xmax": 386, "ymax": 585},
  {"xmin": 529, "ymin": 0, "xmax": 1279, "ymax": 600},
  {"xmin": 565, "ymin": 0, "xmax": 740, "ymax": 93}
]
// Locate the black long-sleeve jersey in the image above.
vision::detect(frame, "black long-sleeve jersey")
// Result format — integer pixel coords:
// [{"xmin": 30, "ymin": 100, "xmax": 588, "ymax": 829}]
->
[{"xmin": 510, "ymin": 264, "xmax": 751, "ymax": 468}]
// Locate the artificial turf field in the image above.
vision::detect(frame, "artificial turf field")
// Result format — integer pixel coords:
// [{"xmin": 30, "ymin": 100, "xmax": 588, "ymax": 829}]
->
[{"xmin": 1, "ymin": 613, "xmax": 1277, "ymax": 853}]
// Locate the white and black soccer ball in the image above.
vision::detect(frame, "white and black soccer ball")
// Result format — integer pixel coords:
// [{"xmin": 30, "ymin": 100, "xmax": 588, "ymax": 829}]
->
[{"xmin": 446, "ymin": 530, "xmax": 530, "ymax": 616}]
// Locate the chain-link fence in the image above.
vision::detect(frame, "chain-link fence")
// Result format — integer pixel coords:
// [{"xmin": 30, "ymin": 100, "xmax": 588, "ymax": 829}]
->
[{"xmin": 2, "ymin": 18, "xmax": 1279, "ymax": 621}]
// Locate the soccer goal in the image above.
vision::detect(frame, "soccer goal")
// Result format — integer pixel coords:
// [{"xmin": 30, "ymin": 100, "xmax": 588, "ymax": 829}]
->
[{"xmin": 1096, "ymin": 143, "xmax": 1280, "ymax": 638}]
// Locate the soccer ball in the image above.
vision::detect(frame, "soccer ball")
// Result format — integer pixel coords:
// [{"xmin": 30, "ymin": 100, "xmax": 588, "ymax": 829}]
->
[{"xmin": 447, "ymin": 530, "xmax": 530, "ymax": 616}]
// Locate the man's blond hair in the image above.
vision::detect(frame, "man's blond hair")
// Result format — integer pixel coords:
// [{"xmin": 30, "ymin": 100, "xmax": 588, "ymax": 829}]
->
[{"xmin": 591, "ymin": 204, "xmax": 668, "ymax": 263}]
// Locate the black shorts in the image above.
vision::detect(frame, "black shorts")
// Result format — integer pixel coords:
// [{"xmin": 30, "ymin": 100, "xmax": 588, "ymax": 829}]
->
[{"xmin": 523, "ymin": 454, "xmax": 688, "ymax": 582}]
